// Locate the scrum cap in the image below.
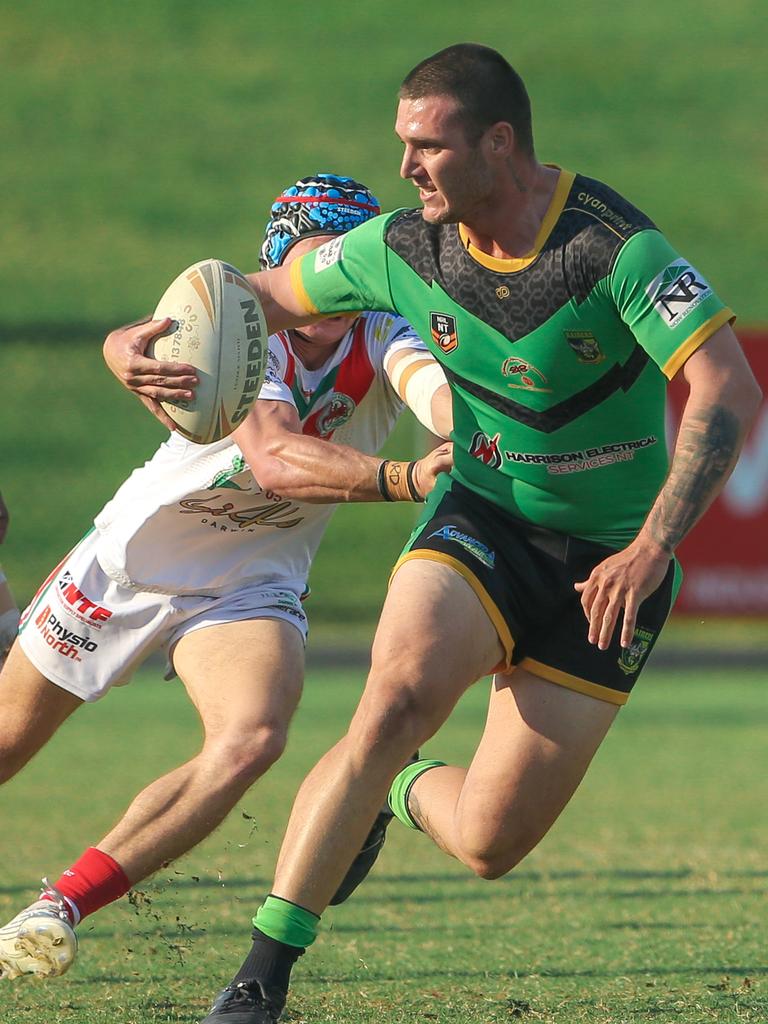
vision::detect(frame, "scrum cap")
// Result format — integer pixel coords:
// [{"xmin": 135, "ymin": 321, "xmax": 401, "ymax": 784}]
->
[{"xmin": 260, "ymin": 173, "xmax": 381, "ymax": 269}]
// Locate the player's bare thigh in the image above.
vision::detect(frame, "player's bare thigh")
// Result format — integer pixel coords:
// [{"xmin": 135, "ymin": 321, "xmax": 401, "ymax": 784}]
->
[
  {"xmin": 0, "ymin": 641, "xmax": 83, "ymax": 780},
  {"xmin": 347, "ymin": 559, "xmax": 504, "ymax": 751},
  {"xmin": 422, "ymin": 667, "xmax": 619, "ymax": 877},
  {"xmin": 171, "ymin": 617, "xmax": 306, "ymax": 742}
]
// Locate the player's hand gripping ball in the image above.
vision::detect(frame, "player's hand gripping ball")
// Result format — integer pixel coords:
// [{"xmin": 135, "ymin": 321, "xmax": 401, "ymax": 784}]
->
[{"xmin": 149, "ymin": 259, "xmax": 267, "ymax": 444}]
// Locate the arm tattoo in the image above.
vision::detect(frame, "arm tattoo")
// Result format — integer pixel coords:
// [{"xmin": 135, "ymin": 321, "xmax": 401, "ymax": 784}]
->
[{"xmin": 648, "ymin": 403, "xmax": 741, "ymax": 552}]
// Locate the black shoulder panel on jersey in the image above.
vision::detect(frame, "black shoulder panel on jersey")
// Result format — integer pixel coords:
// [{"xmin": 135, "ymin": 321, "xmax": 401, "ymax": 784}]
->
[
  {"xmin": 563, "ymin": 175, "xmax": 658, "ymax": 240},
  {"xmin": 384, "ymin": 177, "xmax": 658, "ymax": 343},
  {"xmin": 385, "ymin": 209, "xmax": 441, "ymax": 277},
  {"xmin": 561, "ymin": 176, "xmax": 658, "ymax": 295},
  {"xmin": 443, "ymin": 344, "xmax": 650, "ymax": 434}
]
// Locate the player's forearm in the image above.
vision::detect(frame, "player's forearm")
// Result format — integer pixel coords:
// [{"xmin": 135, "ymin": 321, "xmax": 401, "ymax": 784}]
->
[
  {"xmin": 636, "ymin": 396, "xmax": 754, "ymax": 555},
  {"xmin": 257, "ymin": 435, "xmax": 384, "ymax": 502},
  {"xmin": 247, "ymin": 433, "xmax": 434, "ymax": 504}
]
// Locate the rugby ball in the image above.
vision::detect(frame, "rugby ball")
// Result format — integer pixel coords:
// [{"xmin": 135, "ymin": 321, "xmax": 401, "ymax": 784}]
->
[{"xmin": 149, "ymin": 258, "xmax": 268, "ymax": 444}]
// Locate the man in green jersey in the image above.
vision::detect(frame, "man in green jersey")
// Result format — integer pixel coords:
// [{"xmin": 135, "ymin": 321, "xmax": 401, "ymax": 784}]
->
[{"xmin": 106, "ymin": 44, "xmax": 761, "ymax": 1024}]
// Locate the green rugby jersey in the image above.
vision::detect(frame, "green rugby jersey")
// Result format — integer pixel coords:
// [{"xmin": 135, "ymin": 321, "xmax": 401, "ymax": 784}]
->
[{"xmin": 290, "ymin": 169, "xmax": 733, "ymax": 546}]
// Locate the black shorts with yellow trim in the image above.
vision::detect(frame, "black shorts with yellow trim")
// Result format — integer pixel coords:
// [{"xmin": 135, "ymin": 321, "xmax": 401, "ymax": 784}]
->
[{"xmin": 393, "ymin": 480, "xmax": 681, "ymax": 706}]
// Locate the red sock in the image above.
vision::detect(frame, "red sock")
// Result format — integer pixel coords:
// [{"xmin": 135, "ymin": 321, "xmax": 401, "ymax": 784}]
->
[{"xmin": 43, "ymin": 847, "xmax": 132, "ymax": 924}]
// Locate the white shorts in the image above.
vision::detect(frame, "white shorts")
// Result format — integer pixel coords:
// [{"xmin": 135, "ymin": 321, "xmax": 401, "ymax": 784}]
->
[{"xmin": 17, "ymin": 529, "xmax": 308, "ymax": 703}]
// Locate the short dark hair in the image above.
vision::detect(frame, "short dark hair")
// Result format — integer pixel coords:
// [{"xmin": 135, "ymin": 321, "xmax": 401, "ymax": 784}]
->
[{"xmin": 399, "ymin": 44, "xmax": 534, "ymax": 155}]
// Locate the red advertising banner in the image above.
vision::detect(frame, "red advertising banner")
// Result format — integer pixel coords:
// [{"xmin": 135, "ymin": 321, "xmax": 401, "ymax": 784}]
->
[{"xmin": 667, "ymin": 328, "xmax": 768, "ymax": 614}]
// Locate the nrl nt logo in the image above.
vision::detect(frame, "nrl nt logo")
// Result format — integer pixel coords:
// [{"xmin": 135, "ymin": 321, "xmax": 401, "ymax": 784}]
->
[{"xmin": 430, "ymin": 312, "xmax": 459, "ymax": 353}]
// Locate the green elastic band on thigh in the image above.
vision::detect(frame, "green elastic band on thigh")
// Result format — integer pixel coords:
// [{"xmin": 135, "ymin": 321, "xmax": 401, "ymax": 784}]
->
[
  {"xmin": 388, "ymin": 759, "xmax": 446, "ymax": 831},
  {"xmin": 252, "ymin": 895, "xmax": 319, "ymax": 948}
]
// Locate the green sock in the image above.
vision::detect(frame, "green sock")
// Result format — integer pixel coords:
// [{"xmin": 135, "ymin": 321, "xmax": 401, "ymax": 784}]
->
[
  {"xmin": 388, "ymin": 759, "xmax": 446, "ymax": 831},
  {"xmin": 252, "ymin": 894, "xmax": 320, "ymax": 948}
]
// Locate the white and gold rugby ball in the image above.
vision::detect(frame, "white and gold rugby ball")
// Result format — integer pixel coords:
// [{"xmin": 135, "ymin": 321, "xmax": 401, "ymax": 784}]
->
[{"xmin": 149, "ymin": 258, "xmax": 267, "ymax": 444}]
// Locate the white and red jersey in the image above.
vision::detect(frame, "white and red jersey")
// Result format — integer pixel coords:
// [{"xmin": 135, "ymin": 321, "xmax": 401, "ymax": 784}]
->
[{"xmin": 94, "ymin": 312, "xmax": 435, "ymax": 597}]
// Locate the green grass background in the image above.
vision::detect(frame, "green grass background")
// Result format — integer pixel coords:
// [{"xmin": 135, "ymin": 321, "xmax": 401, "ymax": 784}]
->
[
  {"xmin": 0, "ymin": 667, "xmax": 765, "ymax": 1023},
  {"xmin": 1, "ymin": 0, "xmax": 767, "ymax": 627},
  {"xmin": 0, "ymin": 8, "xmax": 766, "ymax": 1019}
]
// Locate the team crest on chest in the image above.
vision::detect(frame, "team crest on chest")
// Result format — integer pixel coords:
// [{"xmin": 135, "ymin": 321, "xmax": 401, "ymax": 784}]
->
[
  {"xmin": 501, "ymin": 357, "xmax": 552, "ymax": 393},
  {"xmin": 430, "ymin": 312, "xmax": 459, "ymax": 353},
  {"xmin": 315, "ymin": 393, "xmax": 356, "ymax": 437},
  {"xmin": 564, "ymin": 330, "xmax": 605, "ymax": 364}
]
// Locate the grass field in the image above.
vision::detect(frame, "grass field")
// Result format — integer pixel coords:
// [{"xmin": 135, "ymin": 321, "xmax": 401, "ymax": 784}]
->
[
  {"xmin": 0, "ymin": 666, "xmax": 765, "ymax": 1024},
  {"xmin": 2, "ymin": 1, "xmax": 766, "ymax": 326},
  {"xmin": 0, "ymin": 5, "xmax": 765, "ymax": 1021},
  {"xmin": 1, "ymin": 0, "xmax": 767, "ymax": 620}
]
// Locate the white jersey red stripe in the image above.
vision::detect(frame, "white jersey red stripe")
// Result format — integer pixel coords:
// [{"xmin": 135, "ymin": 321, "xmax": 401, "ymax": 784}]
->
[
  {"xmin": 302, "ymin": 319, "xmax": 375, "ymax": 439},
  {"xmin": 93, "ymin": 313, "xmax": 432, "ymax": 597}
]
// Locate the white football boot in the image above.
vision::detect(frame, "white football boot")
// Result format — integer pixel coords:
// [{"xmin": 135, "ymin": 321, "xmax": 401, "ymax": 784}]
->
[{"xmin": 0, "ymin": 882, "xmax": 78, "ymax": 980}]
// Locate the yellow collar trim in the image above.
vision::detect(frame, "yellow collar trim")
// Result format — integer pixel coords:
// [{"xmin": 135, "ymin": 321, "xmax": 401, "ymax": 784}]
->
[{"xmin": 458, "ymin": 168, "xmax": 575, "ymax": 272}]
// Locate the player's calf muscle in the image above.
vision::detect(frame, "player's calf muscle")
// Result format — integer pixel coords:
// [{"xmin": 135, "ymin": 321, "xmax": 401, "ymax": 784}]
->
[
  {"xmin": 0, "ymin": 648, "xmax": 81, "ymax": 783},
  {"xmin": 454, "ymin": 823, "xmax": 541, "ymax": 880}
]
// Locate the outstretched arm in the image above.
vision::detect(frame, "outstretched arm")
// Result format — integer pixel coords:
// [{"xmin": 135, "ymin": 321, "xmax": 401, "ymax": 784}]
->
[
  {"xmin": 575, "ymin": 323, "xmax": 762, "ymax": 649},
  {"xmin": 234, "ymin": 397, "xmax": 452, "ymax": 504}
]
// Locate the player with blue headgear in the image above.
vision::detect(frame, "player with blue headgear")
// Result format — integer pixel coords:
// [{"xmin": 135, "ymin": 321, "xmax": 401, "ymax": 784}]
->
[
  {"xmin": 0, "ymin": 176, "xmax": 451, "ymax": 990},
  {"xmin": 260, "ymin": 173, "xmax": 381, "ymax": 270}
]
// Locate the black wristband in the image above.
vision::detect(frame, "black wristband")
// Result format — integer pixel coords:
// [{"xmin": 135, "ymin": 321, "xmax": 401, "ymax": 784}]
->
[
  {"xmin": 377, "ymin": 460, "xmax": 394, "ymax": 500},
  {"xmin": 406, "ymin": 461, "xmax": 424, "ymax": 502}
]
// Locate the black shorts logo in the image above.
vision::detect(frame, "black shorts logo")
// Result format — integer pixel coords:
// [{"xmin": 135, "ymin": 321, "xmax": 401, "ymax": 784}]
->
[
  {"xmin": 618, "ymin": 626, "xmax": 655, "ymax": 675},
  {"xmin": 430, "ymin": 312, "xmax": 458, "ymax": 353}
]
